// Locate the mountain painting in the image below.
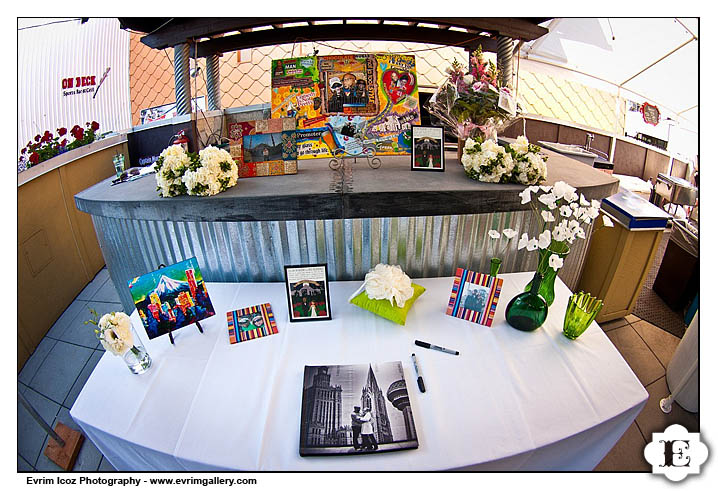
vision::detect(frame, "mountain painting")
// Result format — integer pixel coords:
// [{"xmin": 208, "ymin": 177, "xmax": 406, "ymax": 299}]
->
[{"xmin": 127, "ymin": 257, "xmax": 216, "ymax": 339}]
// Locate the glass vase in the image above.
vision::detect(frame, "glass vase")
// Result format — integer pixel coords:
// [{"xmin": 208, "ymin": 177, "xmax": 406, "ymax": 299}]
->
[
  {"xmin": 122, "ymin": 327, "xmax": 152, "ymax": 374},
  {"xmin": 524, "ymin": 241, "xmax": 570, "ymax": 306},
  {"xmin": 490, "ymin": 257, "xmax": 502, "ymax": 277},
  {"xmin": 505, "ymin": 272, "xmax": 548, "ymax": 331},
  {"xmin": 563, "ymin": 292, "xmax": 604, "ymax": 340}
]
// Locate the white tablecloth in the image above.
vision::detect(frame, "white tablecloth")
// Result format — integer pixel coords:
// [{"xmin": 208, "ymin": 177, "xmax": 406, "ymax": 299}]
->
[{"xmin": 70, "ymin": 273, "xmax": 647, "ymax": 471}]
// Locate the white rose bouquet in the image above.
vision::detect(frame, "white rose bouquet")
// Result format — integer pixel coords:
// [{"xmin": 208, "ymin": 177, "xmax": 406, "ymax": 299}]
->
[
  {"xmin": 154, "ymin": 144, "xmax": 193, "ymax": 197},
  {"xmin": 182, "ymin": 146, "xmax": 238, "ymax": 197},
  {"xmin": 461, "ymin": 135, "xmax": 547, "ymax": 185},
  {"xmin": 86, "ymin": 309, "xmax": 135, "ymax": 356}
]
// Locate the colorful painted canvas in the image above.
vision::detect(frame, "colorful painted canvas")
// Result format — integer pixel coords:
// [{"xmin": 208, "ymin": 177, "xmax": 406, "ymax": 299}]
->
[
  {"xmin": 227, "ymin": 303, "xmax": 278, "ymax": 344},
  {"xmin": 445, "ymin": 268, "xmax": 503, "ymax": 327},
  {"xmin": 227, "ymin": 118, "xmax": 298, "ymax": 178},
  {"xmin": 299, "ymin": 362, "xmax": 419, "ymax": 456},
  {"xmin": 128, "ymin": 257, "xmax": 216, "ymax": 340},
  {"xmin": 270, "ymin": 57, "xmax": 322, "ymax": 122},
  {"xmin": 271, "ymin": 54, "xmax": 420, "ymax": 160}
]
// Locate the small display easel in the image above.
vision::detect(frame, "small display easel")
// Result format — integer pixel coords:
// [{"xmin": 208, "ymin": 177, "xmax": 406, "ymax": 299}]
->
[{"xmin": 155, "ymin": 263, "xmax": 205, "ymax": 346}]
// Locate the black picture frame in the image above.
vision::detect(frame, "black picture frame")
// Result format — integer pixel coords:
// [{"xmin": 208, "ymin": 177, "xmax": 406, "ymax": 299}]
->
[
  {"xmin": 284, "ymin": 264, "xmax": 332, "ymax": 322},
  {"xmin": 411, "ymin": 126, "xmax": 445, "ymax": 172}
]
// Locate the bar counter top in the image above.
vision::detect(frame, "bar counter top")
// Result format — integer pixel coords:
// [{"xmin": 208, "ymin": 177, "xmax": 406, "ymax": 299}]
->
[{"xmin": 75, "ymin": 148, "xmax": 618, "ymax": 222}]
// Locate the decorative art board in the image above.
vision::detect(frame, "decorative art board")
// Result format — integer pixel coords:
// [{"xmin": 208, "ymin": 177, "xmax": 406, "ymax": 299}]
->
[
  {"xmin": 270, "ymin": 54, "xmax": 420, "ymax": 159},
  {"xmin": 445, "ymin": 268, "xmax": 503, "ymax": 327},
  {"xmin": 128, "ymin": 257, "xmax": 216, "ymax": 340},
  {"xmin": 227, "ymin": 118, "xmax": 297, "ymax": 178},
  {"xmin": 300, "ymin": 362, "xmax": 419, "ymax": 456},
  {"xmin": 227, "ymin": 303, "xmax": 278, "ymax": 344}
]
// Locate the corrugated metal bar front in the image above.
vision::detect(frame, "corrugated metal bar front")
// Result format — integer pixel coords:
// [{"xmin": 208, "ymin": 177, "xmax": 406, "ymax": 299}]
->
[{"xmin": 93, "ymin": 213, "xmax": 591, "ymax": 314}]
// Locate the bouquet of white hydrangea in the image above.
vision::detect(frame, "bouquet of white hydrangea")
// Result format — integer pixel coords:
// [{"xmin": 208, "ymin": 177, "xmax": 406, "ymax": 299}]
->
[
  {"xmin": 154, "ymin": 144, "xmax": 193, "ymax": 197},
  {"xmin": 461, "ymin": 135, "xmax": 547, "ymax": 185},
  {"xmin": 182, "ymin": 146, "xmax": 238, "ymax": 197}
]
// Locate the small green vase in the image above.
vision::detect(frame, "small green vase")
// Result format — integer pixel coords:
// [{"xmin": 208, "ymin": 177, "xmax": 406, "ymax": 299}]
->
[
  {"xmin": 524, "ymin": 241, "xmax": 570, "ymax": 306},
  {"xmin": 506, "ymin": 272, "xmax": 548, "ymax": 331},
  {"xmin": 490, "ymin": 257, "xmax": 502, "ymax": 278}
]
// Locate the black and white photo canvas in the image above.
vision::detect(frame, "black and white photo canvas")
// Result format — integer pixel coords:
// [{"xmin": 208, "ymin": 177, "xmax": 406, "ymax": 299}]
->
[{"xmin": 299, "ymin": 362, "xmax": 419, "ymax": 456}]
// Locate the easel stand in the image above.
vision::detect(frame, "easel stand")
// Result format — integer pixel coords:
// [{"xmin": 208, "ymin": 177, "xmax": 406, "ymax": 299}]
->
[
  {"xmin": 19, "ymin": 390, "xmax": 84, "ymax": 470},
  {"xmin": 168, "ymin": 322, "xmax": 204, "ymax": 345}
]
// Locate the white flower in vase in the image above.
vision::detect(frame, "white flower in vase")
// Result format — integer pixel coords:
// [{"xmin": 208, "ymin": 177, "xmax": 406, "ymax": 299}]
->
[
  {"xmin": 503, "ymin": 228, "xmax": 518, "ymax": 239},
  {"xmin": 541, "ymin": 210, "xmax": 556, "ymax": 222},
  {"xmin": 602, "ymin": 214, "xmax": 614, "ymax": 227},
  {"xmin": 559, "ymin": 205, "xmax": 573, "ymax": 217},
  {"xmin": 517, "ymin": 233, "xmax": 530, "ymax": 250},
  {"xmin": 526, "ymin": 238, "xmax": 539, "ymax": 251},
  {"xmin": 488, "ymin": 229, "xmax": 501, "ymax": 239},
  {"xmin": 537, "ymin": 230, "xmax": 552, "ymax": 249},
  {"xmin": 548, "ymin": 254, "xmax": 564, "ymax": 271}
]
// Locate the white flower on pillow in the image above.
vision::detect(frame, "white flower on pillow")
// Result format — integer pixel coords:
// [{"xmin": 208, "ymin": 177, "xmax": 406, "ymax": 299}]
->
[{"xmin": 364, "ymin": 264, "xmax": 414, "ymax": 308}]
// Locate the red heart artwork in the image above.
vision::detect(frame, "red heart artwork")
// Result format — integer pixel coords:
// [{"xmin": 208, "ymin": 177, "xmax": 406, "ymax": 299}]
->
[{"xmin": 382, "ymin": 70, "xmax": 415, "ymax": 105}]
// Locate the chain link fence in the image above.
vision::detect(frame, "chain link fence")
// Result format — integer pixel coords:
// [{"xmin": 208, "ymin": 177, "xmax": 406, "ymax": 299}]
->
[{"xmin": 129, "ymin": 34, "xmax": 624, "ymax": 134}]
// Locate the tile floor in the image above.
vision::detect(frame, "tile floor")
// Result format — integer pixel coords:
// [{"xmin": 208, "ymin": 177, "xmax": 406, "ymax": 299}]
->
[{"xmin": 18, "ymin": 269, "xmax": 699, "ymax": 472}]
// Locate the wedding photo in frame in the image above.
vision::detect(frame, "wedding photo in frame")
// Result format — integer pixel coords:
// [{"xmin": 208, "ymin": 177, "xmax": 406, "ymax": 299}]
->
[
  {"xmin": 446, "ymin": 267, "xmax": 503, "ymax": 327},
  {"xmin": 411, "ymin": 126, "xmax": 444, "ymax": 172},
  {"xmin": 284, "ymin": 264, "xmax": 332, "ymax": 322}
]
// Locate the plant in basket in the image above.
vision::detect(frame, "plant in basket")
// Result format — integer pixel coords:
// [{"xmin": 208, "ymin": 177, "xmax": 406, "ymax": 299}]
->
[{"xmin": 18, "ymin": 121, "xmax": 100, "ymax": 172}]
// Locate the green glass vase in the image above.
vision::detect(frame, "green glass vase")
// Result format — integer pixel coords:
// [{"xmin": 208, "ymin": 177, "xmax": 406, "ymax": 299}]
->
[
  {"xmin": 506, "ymin": 272, "xmax": 548, "ymax": 331},
  {"xmin": 563, "ymin": 291, "xmax": 604, "ymax": 340},
  {"xmin": 524, "ymin": 241, "xmax": 570, "ymax": 306},
  {"xmin": 490, "ymin": 257, "xmax": 502, "ymax": 277}
]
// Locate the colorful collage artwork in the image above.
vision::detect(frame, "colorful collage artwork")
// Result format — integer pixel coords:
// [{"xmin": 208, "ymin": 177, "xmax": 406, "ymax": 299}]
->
[
  {"xmin": 270, "ymin": 54, "xmax": 420, "ymax": 159},
  {"xmin": 227, "ymin": 118, "xmax": 298, "ymax": 178},
  {"xmin": 445, "ymin": 268, "xmax": 503, "ymax": 327},
  {"xmin": 227, "ymin": 303, "xmax": 279, "ymax": 344}
]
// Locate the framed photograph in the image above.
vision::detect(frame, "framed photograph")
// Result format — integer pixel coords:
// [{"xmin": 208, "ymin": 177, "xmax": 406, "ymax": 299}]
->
[
  {"xmin": 227, "ymin": 303, "xmax": 278, "ymax": 344},
  {"xmin": 127, "ymin": 257, "xmax": 216, "ymax": 340},
  {"xmin": 411, "ymin": 126, "xmax": 444, "ymax": 171},
  {"xmin": 284, "ymin": 264, "xmax": 332, "ymax": 322},
  {"xmin": 300, "ymin": 362, "xmax": 419, "ymax": 456},
  {"xmin": 445, "ymin": 267, "xmax": 503, "ymax": 327}
]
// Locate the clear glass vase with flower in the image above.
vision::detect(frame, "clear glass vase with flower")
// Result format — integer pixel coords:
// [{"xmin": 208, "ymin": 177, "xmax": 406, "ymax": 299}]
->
[
  {"xmin": 486, "ymin": 228, "xmax": 518, "ymax": 277},
  {"xmin": 86, "ymin": 309, "xmax": 152, "ymax": 374}
]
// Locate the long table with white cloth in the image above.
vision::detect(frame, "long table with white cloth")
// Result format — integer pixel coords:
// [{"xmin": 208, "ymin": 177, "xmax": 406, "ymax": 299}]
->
[{"xmin": 70, "ymin": 273, "xmax": 648, "ymax": 471}]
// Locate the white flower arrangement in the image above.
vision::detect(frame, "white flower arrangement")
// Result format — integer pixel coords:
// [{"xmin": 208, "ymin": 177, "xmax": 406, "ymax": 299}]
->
[
  {"xmin": 364, "ymin": 263, "xmax": 415, "ymax": 308},
  {"xmin": 154, "ymin": 144, "xmax": 192, "ymax": 197},
  {"xmin": 154, "ymin": 145, "xmax": 238, "ymax": 197},
  {"xmin": 461, "ymin": 135, "xmax": 548, "ymax": 185},
  {"xmin": 182, "ymin": 146, "xmax": 238, "ymax": 197},
  {"xmin": 517, "ymin": 181, "xmax": 613, "ymax": 271},
  {"xmin": 86, "ymin": 310, "xmax": 134, "ymax": 356},
  {"xmin": 487, "ymin": 227, "xmax": 519, "ymax": 260}
]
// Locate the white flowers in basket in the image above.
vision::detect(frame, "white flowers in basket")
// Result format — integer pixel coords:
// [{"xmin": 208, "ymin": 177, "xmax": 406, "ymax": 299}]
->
[
  {"xmin": 461, "ymin": 135, "xmax": 548, "ymax": 185},
  {"xmin": 155, "ymin": 145, "xmax": 238, "ymax": 197}
]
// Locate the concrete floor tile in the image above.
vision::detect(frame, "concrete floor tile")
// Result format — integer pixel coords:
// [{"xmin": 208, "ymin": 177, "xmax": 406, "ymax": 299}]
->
[
  {"xmin": 46, "ymin": 300, "xmax": 89, "ymax": 340},
  {"xmin": 17, "ymin": 388, "xmax": 60, "ymax": 466},
  {"xmin": 599, "ymin": 317, "xmax": 629, "ymax": 332},
  {"xmin": 60, "ymin": 301, "xmax": 122, "ymax": 349},
  {"xmin": 631, "ymin": 320, "xmax": 681, "ymax": 368},
  {"xmin": 92, "ymin": 280, "xmax": 122, "ymax": 303},
  {"xmin": 18, "ymin": 454, "xmax": 35, "ymax": 471},
  {"xmin": 28, "ymin": 341, "xmax": 93, "ymax": 405},
  {"xmin": 98, "ymin": 456, "xmax": 118, "ymax": 472},
  {"xmin": 594, "ymin": 422, "xmax": 651, "ymax": 472},
  {"xmin": 35, "ymin": 407, "xmax": 103, "ymax": 472},
  {"xmin": 626, "ymin": 314, "xmax": 641, "ymax": 324},
  {"xmin": 64, "ymin": 350, "xmax": 104, "ymax": 409},
  {"xmin": 636, "ymin": 376, "xmax": 699, "ymax": 442},
  {"xmin": 75, "ymin": 269, "xmax": 110, "ymax": 301},
  {"xmin": 18, "ymin": 337, "xmax": 57, "ymax": 385},
  {"xmin": 606, "ymin": 325, "xmax": 665, "ymax": 386}
]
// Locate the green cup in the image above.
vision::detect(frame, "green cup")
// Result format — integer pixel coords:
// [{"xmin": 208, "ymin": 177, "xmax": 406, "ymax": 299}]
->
[{"xmin": 563, "ymin": 292, "xmax": 603, "ymax": 340}]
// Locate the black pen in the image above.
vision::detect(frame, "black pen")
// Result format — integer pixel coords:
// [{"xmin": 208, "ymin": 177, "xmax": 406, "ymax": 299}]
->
[
  {"xmin": 411, "ymin": 353, "xmax": 426, "ymax": 393},
  {"xmin": 415, "ymin": 339, "xmax": 459, "ymax": 356}
]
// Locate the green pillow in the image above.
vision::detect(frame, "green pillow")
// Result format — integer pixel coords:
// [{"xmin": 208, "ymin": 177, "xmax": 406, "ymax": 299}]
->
[{"xmin": 350, "ymin": 283, "xmax": 426, "ymax": 325}]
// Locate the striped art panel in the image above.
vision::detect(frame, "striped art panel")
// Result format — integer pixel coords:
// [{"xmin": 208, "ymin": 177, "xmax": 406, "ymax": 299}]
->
[
  {"xmin": 445, "ymin": 268, "xmax": 503, "ymax": 327},
  {"xmin": 227, "ymin": 303, "xmax": 279, "ymax": 344}
]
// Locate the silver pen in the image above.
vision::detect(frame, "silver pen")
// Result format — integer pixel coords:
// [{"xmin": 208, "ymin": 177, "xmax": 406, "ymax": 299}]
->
[{"xmin": 411, "ymin": 353, "xmax": 426, "ymax": 393}]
